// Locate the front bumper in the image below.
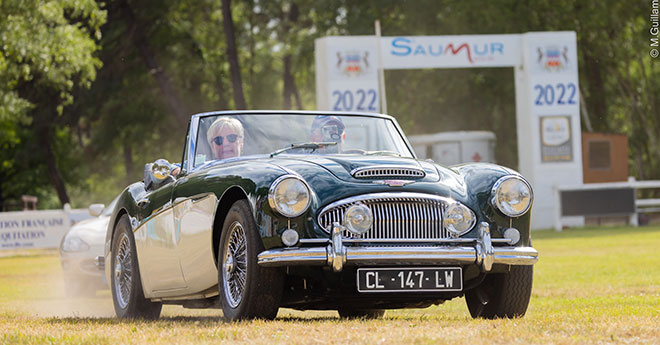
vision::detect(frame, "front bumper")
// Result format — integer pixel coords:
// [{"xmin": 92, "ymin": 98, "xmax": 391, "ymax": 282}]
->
[{"xmin": 258, "ymin": 222, "xmax": 538, "ymax": 272}]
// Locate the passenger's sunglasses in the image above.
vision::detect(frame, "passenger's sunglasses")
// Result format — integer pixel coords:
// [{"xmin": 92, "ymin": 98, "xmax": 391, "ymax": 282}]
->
[
  {"xmin": 320, "ymin": 125, "xmax": 343, "ymax": 140},
  {"xmin": 212, "ymin": 134, "xmax": 240, "ymax": 146}
]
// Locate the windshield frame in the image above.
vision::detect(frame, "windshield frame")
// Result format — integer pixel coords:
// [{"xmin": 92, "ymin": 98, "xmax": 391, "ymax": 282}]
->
[{"xmin": 182, "ymin": 111, "xmax": 416, "ymax": 173}]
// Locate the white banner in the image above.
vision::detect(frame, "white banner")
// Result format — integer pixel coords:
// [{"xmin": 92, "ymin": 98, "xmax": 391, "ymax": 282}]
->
[
  {"xmin": 0, "ymin": 209, "xmax": 75, "ymax": 249},
  {"xmin": 381, "ymin": 35, "xmax": 521, "ymax": 69}
]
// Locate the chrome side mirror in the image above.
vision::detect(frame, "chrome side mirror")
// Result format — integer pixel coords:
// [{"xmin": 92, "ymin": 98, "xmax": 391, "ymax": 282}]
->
[
  {"xmin": 144, "ymin": 159, "xmax": 174, "ymax": 191},
  {"xmin": 88, "ymin": 203, "xmax": 105, "ymax": 217},
  {"xmin": 152, "ymin": 159, "xmax": 172, "ymax": 181}
]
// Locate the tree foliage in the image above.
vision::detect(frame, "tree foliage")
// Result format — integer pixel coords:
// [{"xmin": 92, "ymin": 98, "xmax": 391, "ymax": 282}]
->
[
  {"xmin": 1, "ymin": 0, "xmax": 658, "ymax": 208},
  {"xmin": 0, "ymin": 0, "xmax": 106, "ymax": 209}
]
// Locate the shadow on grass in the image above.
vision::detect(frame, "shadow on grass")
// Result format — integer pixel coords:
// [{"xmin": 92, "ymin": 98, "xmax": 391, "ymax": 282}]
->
[
  {"xmin": 532, "ymin": 224, "xmax": 660, "ymax": 240},
  {"xmin": 43, "ymin": 312, "xmax": 469, "ymax": 325}
]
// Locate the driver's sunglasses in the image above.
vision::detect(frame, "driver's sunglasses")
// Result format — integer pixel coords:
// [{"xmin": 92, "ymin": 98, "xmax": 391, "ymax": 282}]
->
[{"xmin": 212, "ymin": 134, "xmax": 240, "ymax": 146}]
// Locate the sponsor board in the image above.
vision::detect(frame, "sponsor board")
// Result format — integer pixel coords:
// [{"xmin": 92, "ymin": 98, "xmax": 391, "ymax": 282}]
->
[{"xmin": 0, "ymin": 209, "xmax": 90, "ymax": 250}]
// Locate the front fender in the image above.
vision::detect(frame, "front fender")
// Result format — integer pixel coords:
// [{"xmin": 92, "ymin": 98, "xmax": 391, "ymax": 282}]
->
[{"xmin": 451, "ymin": 163, "xmax": 532, "ymax": 246}]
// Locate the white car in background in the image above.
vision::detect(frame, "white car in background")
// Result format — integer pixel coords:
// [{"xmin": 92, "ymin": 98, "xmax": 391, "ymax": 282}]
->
[{"xmin": 59, "ymin": 197, "xmax": 118, "ymax": 296}]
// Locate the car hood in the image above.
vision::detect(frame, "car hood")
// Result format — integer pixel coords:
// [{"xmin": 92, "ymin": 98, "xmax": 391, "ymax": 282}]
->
[
  {"xmin": 65, "ymin": 216, "xmax": 110, "ymax": 245},
  {"xmin": 279, "ymin": 155, "xmax": 444, "ymax": 183},
  {"xmin": 267, "ymin": 155, "xmax": 469, "ymax": 205}
]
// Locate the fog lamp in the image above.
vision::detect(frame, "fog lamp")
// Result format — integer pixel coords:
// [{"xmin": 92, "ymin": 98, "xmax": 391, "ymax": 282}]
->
[
  {"xmin": 443, "ymin": 202, "xmax": 476, "ymax": 237},
  {"xmin": 344, "ymin": 203, "xmax": 373, "ymax": 235},
  {"xmin": 281, "ymin": 229, "xmax": 299, "ymax": 246},
  {"xmin": 503, "ymin": 228, "xmax": 521, "ymax": 245}
]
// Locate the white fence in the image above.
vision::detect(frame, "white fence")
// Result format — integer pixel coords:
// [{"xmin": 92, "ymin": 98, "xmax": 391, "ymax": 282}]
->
[
  {"xmin": 0, "ymin": 205, "xmax": 92, "ymax": 250},
  {"xmin": 554, "ymin": 178, "xmax": 660, "ymax": 231}
]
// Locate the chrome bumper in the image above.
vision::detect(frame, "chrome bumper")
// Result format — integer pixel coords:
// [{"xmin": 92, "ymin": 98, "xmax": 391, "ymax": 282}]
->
[{"xmin": 257, "ymin": 222, "xmax": 538, "ymax": 273}]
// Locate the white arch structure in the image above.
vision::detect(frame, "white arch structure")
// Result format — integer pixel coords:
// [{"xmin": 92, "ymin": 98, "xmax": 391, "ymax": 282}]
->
[{"xmin": 315, "ymin": 32, "xmax": 583, "ymax": 230}]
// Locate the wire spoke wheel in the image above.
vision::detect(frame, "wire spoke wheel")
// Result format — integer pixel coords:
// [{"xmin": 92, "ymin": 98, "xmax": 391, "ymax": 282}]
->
[
  {"xmin": 114, "ymin": 232, "xmax": 132, "ymax": 309},
  {"xmin": 222, "ymin": 221, "xmax": 248, "ymax": 308}
]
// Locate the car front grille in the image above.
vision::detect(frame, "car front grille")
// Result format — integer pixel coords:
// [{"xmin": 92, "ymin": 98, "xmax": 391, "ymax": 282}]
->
[{"xmin": 318, "ymin": 193, "xmax": 450, "ymax": 240}]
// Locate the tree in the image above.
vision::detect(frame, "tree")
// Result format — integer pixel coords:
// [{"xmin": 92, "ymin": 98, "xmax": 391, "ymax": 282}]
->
[
  {"xmin": 222, "ymin": 0, "xmax": 247, "ymax": 109},
  {"xmin": 0, "ymin": 0, "xmax": 106, "ymax": 207}
]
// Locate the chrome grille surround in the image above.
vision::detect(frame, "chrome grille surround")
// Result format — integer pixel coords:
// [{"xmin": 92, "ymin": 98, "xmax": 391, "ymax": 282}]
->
[
  {"xmin": 351, "ymin": 166, "xmax": 425, "ymax": 179},
  {"xmin": 318, "ymin": 192, "xmax": 464, "ymax": 240}
]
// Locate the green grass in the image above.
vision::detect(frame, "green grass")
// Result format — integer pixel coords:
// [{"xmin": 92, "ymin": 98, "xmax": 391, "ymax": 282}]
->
[{"xmin": 1, "ymin": 226, "xmax": 659, "ymax": 344}]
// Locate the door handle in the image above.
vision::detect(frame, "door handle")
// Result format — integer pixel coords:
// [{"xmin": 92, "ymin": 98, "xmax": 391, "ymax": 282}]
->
[{"xmin": 137, "ymin": 199, "xmax": 150, "ymax": 208}]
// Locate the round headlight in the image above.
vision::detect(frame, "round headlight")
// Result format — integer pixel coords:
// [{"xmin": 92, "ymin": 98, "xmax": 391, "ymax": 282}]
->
[
  {"xmin": 62, "ymin": 236, "xmax": 90, "ymax": 252},
  {"xmin": 443, "ymin": 202, "xmax": 476, "ymax": 236},
  {"xmin": 268, "ymin": 175, "xmax": 311, "ymax": 217},
  {"xmin": 344, "ymin": 203, "xmax": 373, "ymax": 235},
  {"xmin": 491, "ymin": 176, "xmax": 533, "ymax": 217}
]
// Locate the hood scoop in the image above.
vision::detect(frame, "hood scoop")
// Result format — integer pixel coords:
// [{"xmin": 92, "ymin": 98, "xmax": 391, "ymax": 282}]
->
[{"xmin": 351, "ymin": 166, "xmax": 426, "ymax": 179}]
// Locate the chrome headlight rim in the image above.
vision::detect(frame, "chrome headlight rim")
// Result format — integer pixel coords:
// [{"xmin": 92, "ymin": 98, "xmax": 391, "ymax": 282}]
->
[
  {"xmin": 490, "ymin": 175, "xmax": 534, "ymax": 217},
  {"xmin": 268, "ymin": 174, "xmax": 312, "ymax": 218},
  {"xmin": 442, "ymin": 201, "xmax": 477, "ymax": 237}
]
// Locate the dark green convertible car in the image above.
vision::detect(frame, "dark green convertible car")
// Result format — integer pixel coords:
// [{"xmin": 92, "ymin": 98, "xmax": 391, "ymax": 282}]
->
[{"xmin": 104, "ymin": 111, "xmax": 538, "ymax": 320}]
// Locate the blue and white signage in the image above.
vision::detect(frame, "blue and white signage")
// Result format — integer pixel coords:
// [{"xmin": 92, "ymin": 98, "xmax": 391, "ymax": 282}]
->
[
  {"xmin": 0, "ymin": 210, "xmax": 71, "ymax": 249},
  {"xmin": 316, "ymin": 31, "xmax": 582, "ymax": 230},
  {"xmin": 382, "ymin": 35, "xmax": 521, "ymax": 69}
]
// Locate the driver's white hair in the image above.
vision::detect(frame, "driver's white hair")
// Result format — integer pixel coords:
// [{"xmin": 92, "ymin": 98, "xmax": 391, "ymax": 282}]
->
[{"xmin": 207, "ymin": 117, "xmax": 244, "ymax": 146}]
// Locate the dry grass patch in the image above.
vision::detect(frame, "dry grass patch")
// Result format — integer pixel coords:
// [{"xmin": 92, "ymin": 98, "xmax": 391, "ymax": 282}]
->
[{"xmin": 1, "ymin": 225, "xmax": 659, "ymax": 344}]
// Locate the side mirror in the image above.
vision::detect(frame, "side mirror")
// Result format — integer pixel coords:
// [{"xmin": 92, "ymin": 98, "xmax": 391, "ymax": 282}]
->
[
  {"xmin": 144, "ymin": 159, "xmax": 174, "ymax": 190},
  {"xmin": 89, "ymin": 204, "xmax": 105, "ymax": 217},
  {"xmin": 152, "ymin": 159, "xmax": 172, "ymax": 181}
]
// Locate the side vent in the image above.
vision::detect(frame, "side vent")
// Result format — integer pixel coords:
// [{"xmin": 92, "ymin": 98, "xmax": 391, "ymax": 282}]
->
[{"xmin": 351, "ymin": 166, "xmax": 425, "ymax": 179}]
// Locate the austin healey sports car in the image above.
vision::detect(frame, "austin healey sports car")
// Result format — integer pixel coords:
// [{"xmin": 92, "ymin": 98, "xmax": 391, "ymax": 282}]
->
[{"xmin": 104, "ymin": 111, "xmax": 538, "ymax": 320}]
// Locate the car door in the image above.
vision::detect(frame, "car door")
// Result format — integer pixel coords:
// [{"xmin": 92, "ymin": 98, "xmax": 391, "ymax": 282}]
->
[
  {"xmin": 170, "ymin": 173, "xmax": 220, "ymax": 295},
  {"xmin": 134, "ymin": 183, "xmax": 187, "ymax": 295}
]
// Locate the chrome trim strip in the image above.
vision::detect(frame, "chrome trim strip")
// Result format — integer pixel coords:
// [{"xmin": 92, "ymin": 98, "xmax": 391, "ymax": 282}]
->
[
  {"xmin": 351, "ymin": 166, "xmax": 426, "ymax": 178},
  {"xmin": 259, "ymin": 223, "xmax": 537, "ymax": 272},
  {"xmin": 320, "ymin": 192, "xmax": 453, "ymax": 215},
  {"xmin": 257, "ymin": 246, "xmax": 539, "ymax": 268},
  {"xmin": 298, "ymin": 238, "xmax": 512, "ymax": 244}
]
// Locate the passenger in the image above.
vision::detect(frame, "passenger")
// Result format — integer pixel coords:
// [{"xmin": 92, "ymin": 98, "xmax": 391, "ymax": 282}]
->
[
  {"xmin": 310, "ymin": 115, "xmax": 345, "ymax": 153},
  {"xmin": 207, "ymin": 117, "xmax": 244, "ymax": 160}
]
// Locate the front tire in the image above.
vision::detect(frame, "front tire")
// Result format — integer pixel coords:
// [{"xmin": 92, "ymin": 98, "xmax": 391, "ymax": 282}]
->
[
  {"xmin": 218, "ymin": 200, "xmax": 283, "ymax": 321},
  {"xmin": 465, "ymin": 265, "xmax": 533, "ymax": 319},
  {"xmin": 111, "ymin": 214, "xmax": 162, "ymax": 319}
]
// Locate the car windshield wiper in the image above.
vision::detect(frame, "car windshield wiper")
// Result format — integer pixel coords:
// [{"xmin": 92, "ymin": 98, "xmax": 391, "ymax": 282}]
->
[{"xmin": 269, "ymin": 142, "xmax": 338, "ymax": 157}]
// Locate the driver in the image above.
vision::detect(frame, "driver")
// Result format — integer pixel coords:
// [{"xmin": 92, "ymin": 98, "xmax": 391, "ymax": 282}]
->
[
  {"xmin": 207, "ymin": 117, "xmax": 244, "ymax": 160},
  {"xmin": 310, "ymin": 115, "xmax": 345, "ymax": 153}
]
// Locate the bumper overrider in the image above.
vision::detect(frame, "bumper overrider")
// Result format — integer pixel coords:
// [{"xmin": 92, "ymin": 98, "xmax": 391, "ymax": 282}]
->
[{"xmin": 258, "ymin": 222, "xmax": 538, "ymax": 272}]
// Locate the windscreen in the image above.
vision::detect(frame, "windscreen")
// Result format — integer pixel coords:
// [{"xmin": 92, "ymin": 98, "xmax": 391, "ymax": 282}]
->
[{"xmin": 193, "ymin": 113, "xmax": 412, "ymax": 168}]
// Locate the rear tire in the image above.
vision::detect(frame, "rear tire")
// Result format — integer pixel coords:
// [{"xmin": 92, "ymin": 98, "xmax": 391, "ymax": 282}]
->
[
  {"xmin": 465, "ymin": 265, "xmax": 533, "ymax": 319},
  {"xmin": 337, "ymin": 308, "xmax": 386, "ymax": 319},
  {"xmin": 218, "ymin": 200, "xmax": 283, "ymax": 321},
  {"xmin": 111, "ymin": 214, "xmax": 162, "ymax": 319}
]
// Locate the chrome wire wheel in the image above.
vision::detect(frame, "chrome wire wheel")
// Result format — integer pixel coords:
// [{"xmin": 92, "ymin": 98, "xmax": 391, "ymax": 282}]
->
[
  {"xmin": 114, "ymin": 232, "xmax": 133, "ymax": 309},
  {"xmin": 222, "ymin": 221, "xmax": 248, "ymax": 308}
]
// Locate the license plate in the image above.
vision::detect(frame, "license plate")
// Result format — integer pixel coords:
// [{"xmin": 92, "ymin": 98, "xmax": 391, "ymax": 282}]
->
[{"xmin": 357, "ymin": 267, "xmax": 463, "ymax": 292}]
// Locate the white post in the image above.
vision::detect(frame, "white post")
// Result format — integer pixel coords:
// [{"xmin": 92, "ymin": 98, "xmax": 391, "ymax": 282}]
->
[
  {"xmin": 628, "ymin": 176, "xmax": 639, "ymax": 227},
  {"xmin": 553, "ymin": 185, "xmax": 563, "ymax": 231},
  {"xmin": 374, "ymin": 21, "xmax": 387, "ymax": 114}
]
